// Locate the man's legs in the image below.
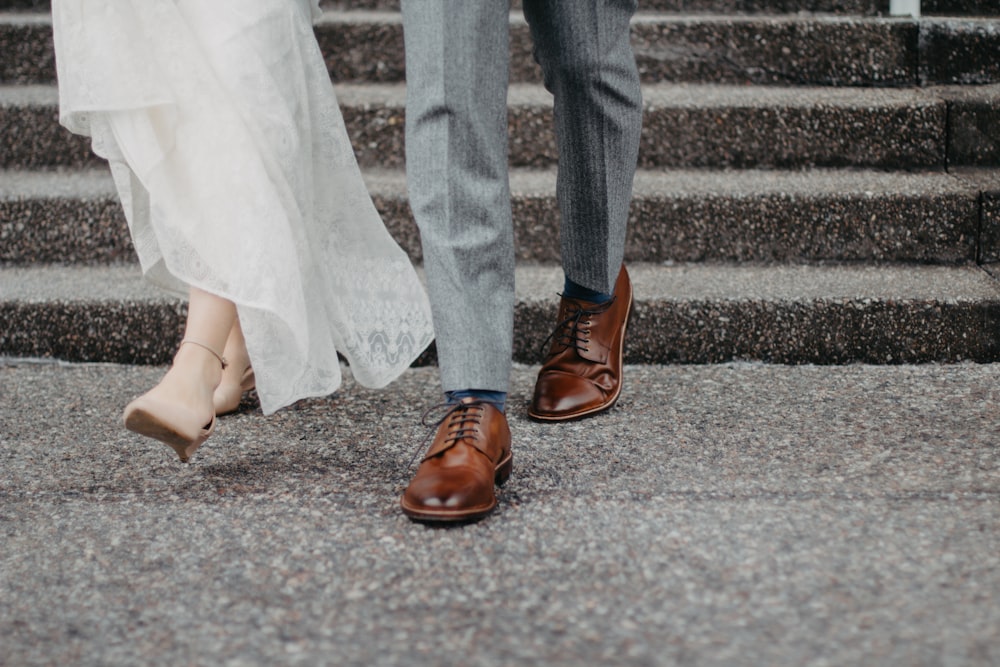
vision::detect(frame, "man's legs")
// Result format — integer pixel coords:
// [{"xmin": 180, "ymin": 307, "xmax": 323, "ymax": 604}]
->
[
  {"xmin": 399, "ymin": 0, "xmax": 515, "ymax": 522},
  {"xmin": 523, "ymin": 0, "xmax": 643, "ymax": 421}
]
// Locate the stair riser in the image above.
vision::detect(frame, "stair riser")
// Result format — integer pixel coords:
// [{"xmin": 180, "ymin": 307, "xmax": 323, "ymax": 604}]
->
[
  {"xmin": 0, "ymin": 22, "xmax": 51, "ymax": 86},
  {"xmin": 7, "ymin": 19, "xmax": 1000, "ymax": 87},
  {"xmin": 3, "ymin": 99, "xmax": 950, "ymax": 171},
  {"xmin": 630, "ymin": 20, "xmax": 917, "ymax": 87},
  {"xmin": 316, "ymin": 19, "xmax": 924, "ymax": 88},
  {"xmin": 0, "ymin": 20, "xmax": 944, "ymax": 88},
  {"xmin": 632, "ymin": 103, "xmax": 946, "ymax": 170},
  {"xmin": 624, "ymin": 192, "xmax": 979, "ymax": 263},
  {"xmin": 947, "ymin": 93, "xmax": 1000, "ymax": 167},
  {"xmin": 923, "ymin": 0, "xmax": 1000, "ymax": 15},
  {"xmin": 980, "ymin": 191, "xmax": 1000, "ymax": 264},
  {"xmin": 523, "ymin": 300, "xmax": 1000, "ymax": 364},
  {"xmin": 4, "ymin": 299, "xmax": 998, "ymax": 365},
  {"xmin": 0, "ymin": 104, "xmax": 94, "ymax": 170},
  {"xmin": 626, "ymin": 301, "xmax": 1000, "ymax": 363},
  {"xmin": 1, "ymin": 186, "xmax": 979, "ymax": 265},
  {"xmin": 920, "ymin": 21, "xmax": 1000, "ymax": 86}
]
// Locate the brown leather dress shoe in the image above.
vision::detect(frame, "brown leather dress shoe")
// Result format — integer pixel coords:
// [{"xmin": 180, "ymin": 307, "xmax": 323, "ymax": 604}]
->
[
  {"xmin": 401, "ymin": 398, "xmax": 513, "ymax": 523},
  {"xmin": 529, "ymin": 265, "xmax": 633, "ymax": 422}
]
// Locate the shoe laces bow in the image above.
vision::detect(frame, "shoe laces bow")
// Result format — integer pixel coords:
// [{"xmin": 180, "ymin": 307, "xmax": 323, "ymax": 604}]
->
[
  {"xmin": 538, "ymin": 294, "xmax": 616, "ymax": 359},
  {"xmin": 408, "ymin": 400, "xmax": 492, "ymax": 466}
]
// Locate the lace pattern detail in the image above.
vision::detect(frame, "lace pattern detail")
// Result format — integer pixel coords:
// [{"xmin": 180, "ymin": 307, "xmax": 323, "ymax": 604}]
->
[{"xmin": 53, "ymin": 0, "xmax": 433, "ymax": 414}]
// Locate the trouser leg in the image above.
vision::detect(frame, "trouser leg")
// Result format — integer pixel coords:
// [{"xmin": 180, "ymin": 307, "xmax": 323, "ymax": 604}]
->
[
  {"xmin": 400, "ymin": 0, "xmax": 514, "ymax": 393},
  {"xmin": 522, "ymin": 0, "xmax": 642, "ymax": 295}
]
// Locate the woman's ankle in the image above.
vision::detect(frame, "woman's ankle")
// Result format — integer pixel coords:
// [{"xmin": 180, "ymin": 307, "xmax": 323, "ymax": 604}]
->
[{"xmin": 171, "ymin": 344, "xmax": 224, "ymax": 391}]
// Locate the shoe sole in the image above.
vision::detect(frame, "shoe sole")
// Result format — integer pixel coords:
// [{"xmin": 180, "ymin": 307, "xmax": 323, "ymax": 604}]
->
[
  {"xmin": 400, "ymin": 452, "xmax": 513, "ymax": 524},
  {"xmin": 527, "ymin": 291, "xmax": 633, "ymax": 423},
  {"xmin": 527, "ymin": 390, "xmax": 623, "ymax": 422},
  {"xmin": 123, "ymin": 407, "xmax": 210, "ymax": 463}
]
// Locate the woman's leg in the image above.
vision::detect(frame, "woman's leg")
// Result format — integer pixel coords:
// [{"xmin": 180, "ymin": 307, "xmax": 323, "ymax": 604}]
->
[
  {"xmin": 213, "ymin": 316, "xmax": 255, "ymax": 415},
  {"xmin": 123, "ymin": 287, "xmax": 236, "ymax": 460},
  {"xmin": 157, "ymin": 286, "xmax": 235, "ymax": 412}
]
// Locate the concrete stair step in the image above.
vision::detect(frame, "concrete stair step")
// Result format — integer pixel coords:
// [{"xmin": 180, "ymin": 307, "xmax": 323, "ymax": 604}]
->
[
  {"xmin": 4, "ymin": 12, "xmax": 998, "ymax": 87},
  {"xmin": 0, "ymin": 167, "xmax": 990, "ymax": 266},
  {"xmin": 328, "ymin": 0, "xmax": 996, "ymax": 15},
  {"xmin": 8, "ymin": 82, "xmax": 989, "ymax": 170},
  {"xmin": 2, "ymin": 262, "xmax": 998, "ymax": 365}
]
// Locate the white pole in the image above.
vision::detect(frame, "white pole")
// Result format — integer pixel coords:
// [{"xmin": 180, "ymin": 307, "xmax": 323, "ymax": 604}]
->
[{"xmin": 890, "ymin": 0, "xmax": 921, "ymax": 17}]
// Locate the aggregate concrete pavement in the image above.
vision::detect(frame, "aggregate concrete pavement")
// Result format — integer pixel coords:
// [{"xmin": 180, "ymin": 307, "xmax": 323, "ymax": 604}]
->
[{"xmin": 2, "ymin": 360, "xmax": 999, "ymax": 666}]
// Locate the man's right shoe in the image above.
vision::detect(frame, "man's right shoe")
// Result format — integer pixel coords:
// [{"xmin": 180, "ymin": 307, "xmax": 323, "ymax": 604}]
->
[{"xmin": 400, "ymin": 398, "xmax": 513, "ymax": 523}]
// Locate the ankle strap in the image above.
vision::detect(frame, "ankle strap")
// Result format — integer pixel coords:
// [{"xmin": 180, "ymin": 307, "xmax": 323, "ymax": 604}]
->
[{"xmin": 179, "ymin": 339, "xmax": 228, "ymax": 369}]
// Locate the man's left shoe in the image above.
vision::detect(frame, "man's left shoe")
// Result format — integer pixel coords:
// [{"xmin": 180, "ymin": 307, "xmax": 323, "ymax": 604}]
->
[{"xmin": 529, "ymin": 265, "xmax": 633, "ymax": 422}]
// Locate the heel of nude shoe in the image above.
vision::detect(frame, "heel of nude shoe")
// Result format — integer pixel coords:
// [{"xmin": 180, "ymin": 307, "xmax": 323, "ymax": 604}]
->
[
  {"xmin": 165, "ymin": 417, "xmax": 214, "ymax": 462},
  {"xmin": 495, "ymin": 453, "xmax": 513, "ymax": 486}
]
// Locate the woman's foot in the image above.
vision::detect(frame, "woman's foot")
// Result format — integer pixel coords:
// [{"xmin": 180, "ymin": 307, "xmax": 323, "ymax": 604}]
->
[
  {"xmin": 213, "ymin": 320, "xmax": 254, "ymax": 416},
  {"xmin": 123, "ymin": 340, "xmax": 225, "ymax": 462}
]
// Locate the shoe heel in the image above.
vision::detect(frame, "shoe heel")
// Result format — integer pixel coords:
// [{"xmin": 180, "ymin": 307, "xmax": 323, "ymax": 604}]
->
[{"xmin": 495, "ymin": 454, "xmax": 513, "ymax": 486}]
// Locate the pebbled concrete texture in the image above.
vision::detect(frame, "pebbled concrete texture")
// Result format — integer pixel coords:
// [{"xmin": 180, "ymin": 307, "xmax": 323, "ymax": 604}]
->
[
  {"xmin": 924, "ymin": 0, "xmax": 1000, "ymax": 16},
  {"xmin": 0, "ymin": 0, "xmax": 895, "ymax": 12},
  {"xmin": 0, "ymin": 169, "xmax": 133, "ymax": 264},
  {"xmin": 0, "ymin": 85, "xmax": 96, "ymax": 170},
  {"xmin": 624, "ymin": 168, "xmax": 981, "ymax": 263},
  {"xmin": 0, "ymin": 14, "xmax": 51, "ymax": 85},
  {"xmin": 2, "ymin": 83, "xmax": 956, "ymax": 171},
  {"xmin": 314, "ymin": 11, "xmax": 405, "ymax": 85},
  {"xmin": 633, "ymin": 84, "xmax": 946, "ymax": 170},
  {"xmin": 630, "ymin": 16, "xmax": 917, "ymax": 87},
  {"xmin": 0, "ymin": 12, "xmax": 920, "ymax": 87},
  {"xmin": 957, "ymin": 168, "xmax": 1000, "ymax": 265},
  {"xmin": 1, "ymin": 167, "xmax": 986, "ymax": 266},
  {"xmin": 228, "ymin": 15, "xmax": 927, "ymax": 88},
  {"xmin": 320, "ymin": 0, "xmax": 892, "ymax": 12},
  {"xmin": 1, "ymin": 361, "xmax": 999, "ymax": 665},
  {"xmin": 3, "ymin": 13, "xmax": 993, "ymax": 89},
  {"xmin": 332, "ymin": 83, "xmax": 952, "ymax": 170},
  {"xmin": 3, "ymin": 263, "xmax": 1000, "ymax": 365},
  {"xmin": 920, "ymin": 19, "xmax": 1000, "ymax": 86},
  {"xmin": 942, "ymin": 84, "xmax": 1000, "ymax": 167}
]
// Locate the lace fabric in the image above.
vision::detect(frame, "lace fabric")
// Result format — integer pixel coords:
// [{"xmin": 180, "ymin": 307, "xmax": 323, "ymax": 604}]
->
[{"xmin": 52, "ymin": 0, "xmax": 434, "ymax": 414}]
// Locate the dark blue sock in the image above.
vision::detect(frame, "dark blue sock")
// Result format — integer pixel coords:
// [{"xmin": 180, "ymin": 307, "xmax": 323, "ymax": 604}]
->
[
  {"xmin": 446, "ymin": 389, "xmax": 507, "ymax": 413},
  {"xmin": 563, "ymin": 276, "xmax": 613, "ymax": 304}
]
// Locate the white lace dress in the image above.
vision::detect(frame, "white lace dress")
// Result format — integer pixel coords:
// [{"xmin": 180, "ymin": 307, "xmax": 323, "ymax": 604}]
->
[{"xmin": 52, "ymin": 0, "xmax": 434, "ymax": 414}]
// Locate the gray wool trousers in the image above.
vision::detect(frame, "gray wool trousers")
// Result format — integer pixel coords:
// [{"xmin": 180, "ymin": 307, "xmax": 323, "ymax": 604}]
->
[{"xmin": 400, "ymin": 0, "xmax": 642, "ymax": 394}]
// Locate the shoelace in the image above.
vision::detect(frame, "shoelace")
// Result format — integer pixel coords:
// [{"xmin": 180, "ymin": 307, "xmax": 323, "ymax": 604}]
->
[
  {"xmin": 408, "ymin": 400, "xmax": 493, "ymax": 467},
  {"xmin": 537, "ymin": 294, "xmax": 617, "ymax": 359}
]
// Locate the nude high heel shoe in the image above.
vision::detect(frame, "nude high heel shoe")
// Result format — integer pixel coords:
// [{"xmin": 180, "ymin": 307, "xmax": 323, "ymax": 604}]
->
[
  {"xmin": 122, "ymin": 339, "xmax": 225, "ymax": 463},
  {"xmin": 213, "ymin": 365, "xmax": 255, "ymax": 416}
]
